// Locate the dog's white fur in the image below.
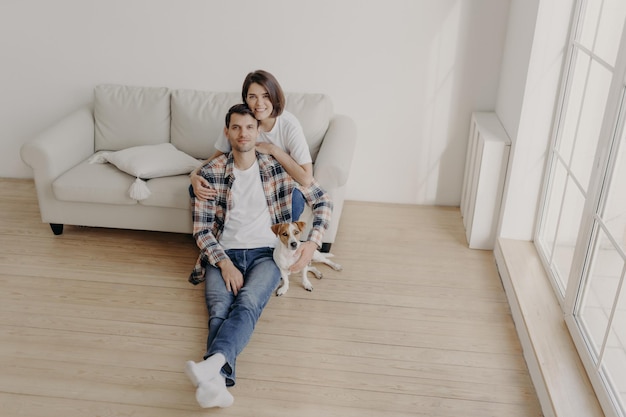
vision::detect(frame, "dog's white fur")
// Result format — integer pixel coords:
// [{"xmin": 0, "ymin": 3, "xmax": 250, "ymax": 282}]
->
[{"xmin": 271, "ymin": 221, "xmax": 342, "ymax": 296}]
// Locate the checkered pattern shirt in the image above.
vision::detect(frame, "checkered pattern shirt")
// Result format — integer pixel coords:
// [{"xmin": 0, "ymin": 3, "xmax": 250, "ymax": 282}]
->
[{"xmin": 189, "ymin": 152, "xmax": 332, "ymax": 285}]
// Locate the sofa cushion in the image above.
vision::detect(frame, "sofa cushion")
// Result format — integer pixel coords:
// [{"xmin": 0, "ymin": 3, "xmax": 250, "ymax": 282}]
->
[
  {"xmin": 53, "ymin": 159, "xmax": 137, "ymax": 205},
  {"xmin": 285, "ymin": 93, "xmax": 333, "ymax": 160},
  {"xmin": 138, "ymin": 175, "xmax": 192, "ymax": 210},
  {"xmin": 172, "ymin": 90, "xmax": 334, "ymax": 161},
  {"xmin": 171, "ymin": 90, "xmax": 240, "ymax": 159},
  {"xmin": 95, "ymin": 84, "xmax": 171, "ymax": 152},
  {"xmin": 90, "ymin": 143, "xmax": 201, "ymax": 180}
]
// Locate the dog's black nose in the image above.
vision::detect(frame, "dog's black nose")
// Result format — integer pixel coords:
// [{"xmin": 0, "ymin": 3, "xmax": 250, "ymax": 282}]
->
[{"xmin": 290, "ymin": 241, "xmax": 298, "ymax": 249}]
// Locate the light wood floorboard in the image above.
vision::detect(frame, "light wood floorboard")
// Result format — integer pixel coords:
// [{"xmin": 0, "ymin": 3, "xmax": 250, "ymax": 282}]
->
[{"xmin": 0, "ymin": 179, "xmax": 542, "ymax": 416}]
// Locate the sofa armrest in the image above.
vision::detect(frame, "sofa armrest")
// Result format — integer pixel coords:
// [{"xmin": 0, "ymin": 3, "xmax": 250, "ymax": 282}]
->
[
  {"xmin": 313, "ymin": 114, "xmax": 357, "ymax": 188},
  {"xmin": 21, "ymin": 105, "xmax": 95, "ymax": 182}
]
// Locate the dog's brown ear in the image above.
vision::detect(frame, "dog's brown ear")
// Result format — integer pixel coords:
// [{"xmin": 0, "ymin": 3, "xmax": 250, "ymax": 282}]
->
[
  {"xmin": 271, "ymin": 224, "xmax": 281, "ymax": 236},
  {"xmin": 295, "ymin": 221, "xmax": 306, "ymax": 231}
]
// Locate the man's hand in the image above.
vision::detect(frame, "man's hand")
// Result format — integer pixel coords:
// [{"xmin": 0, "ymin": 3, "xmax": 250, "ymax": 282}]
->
[
  {"xmin": 217, "ymin": 259, "xmax": 244, "ymax": 296},
  {"xmin": 191, "ymin": 172, "xmax": 217, "ymax": 201},
  {"xmin": 289, "ymin": 241, "xmax": 318, "ymax": 272}
]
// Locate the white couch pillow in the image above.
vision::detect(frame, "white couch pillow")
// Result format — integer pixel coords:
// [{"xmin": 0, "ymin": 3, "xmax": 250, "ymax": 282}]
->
[{"xmin": 89, "ymin": 143, "xmax": 201, "ymax": 200}]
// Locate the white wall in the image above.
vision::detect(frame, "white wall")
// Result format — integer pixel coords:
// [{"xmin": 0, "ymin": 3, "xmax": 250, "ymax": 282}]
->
[
  {"xmin": 0, "ymin": 0, "xmax": 510, "ymax": 205},
  {"xmin": 495, "ymin": 0, "xmax": 575, "ymax": 240}
]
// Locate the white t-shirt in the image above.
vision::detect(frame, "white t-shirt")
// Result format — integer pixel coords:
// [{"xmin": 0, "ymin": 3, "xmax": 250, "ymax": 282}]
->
[
  {"xmin": 218, "ymin": 160, "xmax": 277, "ymax": 250},
  {"xmin": 215, "ymin": 110, "xmax": 312, "ymax": 166}
]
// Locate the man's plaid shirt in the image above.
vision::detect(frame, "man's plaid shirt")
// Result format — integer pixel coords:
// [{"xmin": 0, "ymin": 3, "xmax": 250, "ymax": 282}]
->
[{"xmin": 189, "ymin": 152, "xmax": 332, "ymax": 285}]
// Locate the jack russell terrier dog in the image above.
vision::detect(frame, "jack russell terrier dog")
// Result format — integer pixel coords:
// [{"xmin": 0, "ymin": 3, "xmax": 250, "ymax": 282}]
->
[{"xmin": 271, "ymin": 221, "xmax": 342, "ymax": 296}]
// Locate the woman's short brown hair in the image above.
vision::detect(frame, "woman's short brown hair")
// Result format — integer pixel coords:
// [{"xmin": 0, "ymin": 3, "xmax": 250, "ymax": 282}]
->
[{"xmin": 241, "ymin": 70, "xmax": 285, "ymax": 118}]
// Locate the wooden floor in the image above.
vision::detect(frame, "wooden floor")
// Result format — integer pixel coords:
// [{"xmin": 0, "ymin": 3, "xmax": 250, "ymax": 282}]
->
[{"xmin": 0, "ymin": 179, "xmax": 542, "ymax": 417}]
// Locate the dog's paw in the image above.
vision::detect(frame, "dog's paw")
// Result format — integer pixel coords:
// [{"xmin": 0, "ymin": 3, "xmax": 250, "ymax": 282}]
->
[
  {"xmin": 308, "ymin": 266, "xmax": 323, "ymax": 280},
  {"xmin": 276, "ymin": 286, "xmax": 288, "ymax": 296},
  {"xmin": 324, "ymin": 261, "xmax": 342, "ymax": 271}
]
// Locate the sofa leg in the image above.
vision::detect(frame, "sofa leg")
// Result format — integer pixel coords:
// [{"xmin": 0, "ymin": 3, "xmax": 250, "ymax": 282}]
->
[
  {"xmin": 50, "ymin": 223, "xmax": 64, "ymax": 235},
  {"xmin": 320, "ymin": 243, "xmax": 332, "ymax": 253}
]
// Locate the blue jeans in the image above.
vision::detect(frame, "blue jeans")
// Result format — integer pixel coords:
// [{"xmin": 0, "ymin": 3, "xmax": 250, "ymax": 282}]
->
[
  {"xmin": 203, "ymin": 247, "xmax": 281, "ymax": 386},
  {"xmin": 292, "ymin": 188, "xmax": 305, "ymax": 221}
]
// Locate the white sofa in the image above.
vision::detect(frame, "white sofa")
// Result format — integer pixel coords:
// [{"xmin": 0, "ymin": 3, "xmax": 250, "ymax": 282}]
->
[{"xmin": 20, "ymin": 84, "xmax": 356, "ymax": 251}]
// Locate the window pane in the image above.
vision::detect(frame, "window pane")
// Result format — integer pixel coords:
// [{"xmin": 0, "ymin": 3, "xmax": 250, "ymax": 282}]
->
[
  {"xmin": 579, "ymin": 227, "xmax": 623, "ymax": 357},
  {"xmin": 570, "ymin": 59, "xmax": 612, "ymax": 191},
  {"xmin": 579, "ymin": 0, "xmax": 602, "ymax": 51},
  {"xmin": 595, "ymin": 0, "xmax": 626, "ymax": 66},
  {"xmin": 604, "ymin": 284, "xmax": 626, "ymax": 411},
  {"xmin": 558, "ymin": 51, "xmax": 591, "ymax": 163},
  {"xmin": 579, "ymin": 225, "xmax": 626, "ymax": 413},
  {"xmin": 538, "ymin": 158, "xmax": 569, "ymax": 262},
  {"xmin": 602, "ymin": 110, "xmax": 626, "ymax": 253},
  {"xmin": 593, "ymin": 90, "xmax": 626, "ymax": 412},
  {"xmin": 552, "ymin": 176, "xmax": 586, "ymax": 290}
]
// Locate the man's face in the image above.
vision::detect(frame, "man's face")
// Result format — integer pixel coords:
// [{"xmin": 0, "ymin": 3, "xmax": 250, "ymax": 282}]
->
[{"xmin": 225, "ymin": 113, "xmax": 259, "ymax": 153}]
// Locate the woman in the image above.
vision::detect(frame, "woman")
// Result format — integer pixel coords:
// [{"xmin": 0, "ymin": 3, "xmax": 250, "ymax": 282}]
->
[{"xmin": 190, "ymin": 70, "xmax": 313, "ymax": 219}]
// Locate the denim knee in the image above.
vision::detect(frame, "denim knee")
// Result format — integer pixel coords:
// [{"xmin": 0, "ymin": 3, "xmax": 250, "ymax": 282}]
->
[{"xmin": 292, "ymin": 188, "xmax": 305, "ymax": 221}]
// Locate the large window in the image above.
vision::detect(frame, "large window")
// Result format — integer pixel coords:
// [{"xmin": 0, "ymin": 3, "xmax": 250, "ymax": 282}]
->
[{"xmin": 535, "ymin": 1, "xmax": 626, "ymax": 416}]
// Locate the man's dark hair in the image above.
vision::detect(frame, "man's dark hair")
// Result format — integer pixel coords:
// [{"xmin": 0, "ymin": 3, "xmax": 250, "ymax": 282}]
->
[{"xmin": 225, "ymin": 103, "xmax": 259, "ymax": 128}]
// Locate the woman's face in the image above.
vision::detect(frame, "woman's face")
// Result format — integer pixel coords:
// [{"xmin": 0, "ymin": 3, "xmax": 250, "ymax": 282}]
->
[{"xmin": 245, "ymin": 83, "xmax": 274, "ymax": 121}]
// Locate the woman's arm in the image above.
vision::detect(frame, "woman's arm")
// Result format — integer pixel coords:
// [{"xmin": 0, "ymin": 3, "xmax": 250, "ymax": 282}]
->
[
  {"xmin": 288, "ymin": 179, "xmax": 332, "ymax": 272},
  {"xmin": 190, "ymin": 150, "xmax": 223, "ymax": 200},
  {"xmin": 255, "ymin": 142, "xmax": 313, "ymax": 187}
]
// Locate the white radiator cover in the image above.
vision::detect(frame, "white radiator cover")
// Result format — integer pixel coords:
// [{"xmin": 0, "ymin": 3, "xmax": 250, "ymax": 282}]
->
[{"xmin": 460, "ymin": 112, "xmax": 511, "ymax": 250}]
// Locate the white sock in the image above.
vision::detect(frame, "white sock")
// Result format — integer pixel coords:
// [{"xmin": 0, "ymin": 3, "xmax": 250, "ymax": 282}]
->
[
  {"xmin": 184, "ymin": 353, "xmax": 226, "ymax": 387},
  {"xmin": 195, "ymin": 374, "xmax": 234, "ymax": 408}
]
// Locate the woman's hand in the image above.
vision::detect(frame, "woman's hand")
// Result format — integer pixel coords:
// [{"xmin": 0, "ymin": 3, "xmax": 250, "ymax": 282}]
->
[
  {"xmin": 255, "ymin": 142, "xmax": 276, "ymax": 155},
  {"xmin": 257, "ymin": 143, "xmax": 313, "ymax": 187},
  {"xmin": 191, "ymin": 172, "xmax": 217, "ymax": 201}
]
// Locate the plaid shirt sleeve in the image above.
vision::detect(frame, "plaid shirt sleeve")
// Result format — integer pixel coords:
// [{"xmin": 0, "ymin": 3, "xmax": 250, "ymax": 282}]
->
[
  {"xmin": 300, "ymin": 179, "xmax": 333, "ymax": 247},
  {"xmin": 188, "ymin": 156, "xmax": 231, "ymax": 285},
  {"xmin": 259, "ymin": 154, "xmax": 333, "ymax": 248}
]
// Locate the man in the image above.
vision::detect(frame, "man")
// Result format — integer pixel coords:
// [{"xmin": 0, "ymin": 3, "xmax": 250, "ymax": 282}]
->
[{"xmin": 184, "ymin": 104, "xmax": 332, "ymax": 408}]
